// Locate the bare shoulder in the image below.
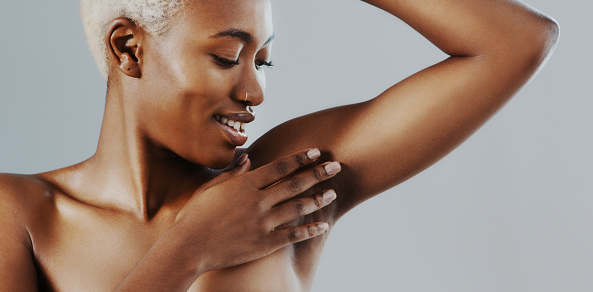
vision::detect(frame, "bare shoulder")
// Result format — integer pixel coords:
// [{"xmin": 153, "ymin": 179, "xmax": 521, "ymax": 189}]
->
[
  {"xmin": 0, "ymin": 172, "xmax": 54, "ymax": 213},
  {"xmin": 0, "ymin": 173, "xmax": 55, "ymax": 290},
  {"xmin": 0, "ymin": 172, "xmax": 58, "ymax": 232},
  {"xmin": 0, "ymin": 173, "xmax": 36, "ymax": 242}
]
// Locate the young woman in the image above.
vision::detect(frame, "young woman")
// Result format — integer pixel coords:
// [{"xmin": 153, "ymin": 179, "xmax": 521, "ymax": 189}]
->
[{"xmin": 0, "ymin": 0, "xmax": 558, "ymax": 291}]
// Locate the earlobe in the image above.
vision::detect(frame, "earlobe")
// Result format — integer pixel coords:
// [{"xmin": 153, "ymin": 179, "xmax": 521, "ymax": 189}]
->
[
  {"xmin": 120, "ymin": 51, "xmax": 141, "ymax": 77},
  {"xmin": 106, "ymin": 18, "xmax": 142, "ymax": 78}
]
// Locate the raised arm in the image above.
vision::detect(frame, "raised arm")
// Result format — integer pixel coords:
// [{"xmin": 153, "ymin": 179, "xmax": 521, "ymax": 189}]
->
[{"xmin": 247, "ymin": 0, "xmax": 559, "ymax": 218}]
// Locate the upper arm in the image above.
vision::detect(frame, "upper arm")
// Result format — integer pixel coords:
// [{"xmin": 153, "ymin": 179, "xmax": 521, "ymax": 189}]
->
[
  {"xmin": 248, "ymin": 57, "xmax": 550, "ymax": 219},
  {"xmin": 247, "ymin": 6, "xmax": 558, "ymax": 219},
  {"xmin": 0, "ymin": 175, "xmax": 38, "ymax": 291}
]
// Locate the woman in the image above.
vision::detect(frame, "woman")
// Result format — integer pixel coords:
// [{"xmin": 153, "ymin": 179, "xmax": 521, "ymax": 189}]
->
[{"xmin": 0, "ymin": 0, "xmax": 558, "ymax": 291}]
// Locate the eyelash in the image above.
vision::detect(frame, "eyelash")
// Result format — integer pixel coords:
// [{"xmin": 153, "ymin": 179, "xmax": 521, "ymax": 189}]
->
[
  {"xmin": 255, "ymin": 60, "xmax": 274, "ymax": 70},
  {"xmin": 211, "ymin": 54, "xmax": 274, "ymax": 70},
  {"xmin": 211, "ymin": 54, "xmax": 240, "ymax": 69}
]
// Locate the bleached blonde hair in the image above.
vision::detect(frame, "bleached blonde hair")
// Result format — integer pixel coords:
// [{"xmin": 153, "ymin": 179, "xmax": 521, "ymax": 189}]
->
[{"xmin": 80, "ymin": 0, "xmax": 191, "ymax": 79}]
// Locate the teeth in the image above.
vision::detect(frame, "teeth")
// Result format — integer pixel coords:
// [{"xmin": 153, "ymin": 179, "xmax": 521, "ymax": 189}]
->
[{"xmin": 219, "ymin": 116, "xmax": 246, "ymax": 132}]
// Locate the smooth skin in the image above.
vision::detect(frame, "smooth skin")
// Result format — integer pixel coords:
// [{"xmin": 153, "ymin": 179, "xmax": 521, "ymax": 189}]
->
[{"xmin": 0, "ymin": 0, "xmax": 558, "ymax": 291}]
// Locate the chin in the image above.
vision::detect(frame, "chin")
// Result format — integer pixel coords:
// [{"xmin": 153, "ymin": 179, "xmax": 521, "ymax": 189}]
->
[
  {"xmin": 207, "ymin": 159, "xmax": 234, "ymax": 170},
  {"xmin": 195, "ymin": 149, "xmax": 236, "ymax": 170}
]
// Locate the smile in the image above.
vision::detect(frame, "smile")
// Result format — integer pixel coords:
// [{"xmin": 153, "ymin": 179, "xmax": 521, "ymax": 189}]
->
[
  {"xmin": 216, "ymin": 115, "xmax": 247, "ymax": 132},
  {"xmin": 213, "ymin": 113, "xmax": 254, "ymax": 147}
]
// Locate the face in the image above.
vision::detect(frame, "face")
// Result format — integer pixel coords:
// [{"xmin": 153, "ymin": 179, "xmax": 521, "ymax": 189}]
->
[{"xmin": 134, "ymin": 0, "xmax": 274, "ymax": 169}]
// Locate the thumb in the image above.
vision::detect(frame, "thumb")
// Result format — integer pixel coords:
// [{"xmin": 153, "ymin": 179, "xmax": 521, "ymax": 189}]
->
[
  {"xmin": 200, "ymin": 153, "xmax": 251, "ymax": 190},
  {"xmin": 225, "ymin": 153, "xmax": 251, "ymax": 177}
]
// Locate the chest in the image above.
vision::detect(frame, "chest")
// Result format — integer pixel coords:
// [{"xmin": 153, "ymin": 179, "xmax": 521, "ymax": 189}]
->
[{"xmin": 29, "ymin": 205, "xmax": 324, "ymax": 291}]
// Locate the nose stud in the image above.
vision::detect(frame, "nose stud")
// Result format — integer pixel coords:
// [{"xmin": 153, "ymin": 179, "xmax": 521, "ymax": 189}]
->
[{"xmin": 244, "ymin": 91, "xmax": 249, "ymax": 102}]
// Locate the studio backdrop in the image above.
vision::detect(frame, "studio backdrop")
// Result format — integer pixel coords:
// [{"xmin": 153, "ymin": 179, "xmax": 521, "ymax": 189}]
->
[{"xmin": 1, "ymin": 0, "xmax": 591, "ymax": 291}]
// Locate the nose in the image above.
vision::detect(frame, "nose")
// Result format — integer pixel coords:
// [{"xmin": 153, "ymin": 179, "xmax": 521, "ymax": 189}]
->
[{"xmin": 232, "ymin": 66, "xmax": 265, "ymax": 107}]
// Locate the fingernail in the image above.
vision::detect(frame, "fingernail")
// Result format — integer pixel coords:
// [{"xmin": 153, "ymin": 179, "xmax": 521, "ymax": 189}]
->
[
  {"xmin": 324, "ymin": 162, "xmax": 341, "ymax": 176},
  {"xmin": 307, "ymin": 148, "xmax": 321, "ymax": 159},
  {"xmin": 238, "ymin": 153, "xmax": 248, "ymax": 166},
  {"xmin": 323, "ymin": 190, "xmax": 337, "ymax": 203},
  {"xmin": 318, "ymin": 223, "xmax": 329, "ymax": 232}
]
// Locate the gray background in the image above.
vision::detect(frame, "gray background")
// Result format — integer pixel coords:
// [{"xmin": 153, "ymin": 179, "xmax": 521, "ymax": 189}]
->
[{"xmin": 0, "ymin": 0, "xmax": 591, "ymax": 291}]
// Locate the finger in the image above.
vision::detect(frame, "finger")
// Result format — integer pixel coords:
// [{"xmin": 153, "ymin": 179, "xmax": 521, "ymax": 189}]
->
[
  {"xmin": 199, "ymin": 154, "xmax": 251, "ymax": 191},
  {"xmin": 264, "ymin": 161, "xmax": 341, "ymax": 204},
  {"xmin": 268, "ymin": 190, "xmax": 337, "ymax": 227},
  {"xmin": 247, "ymin": 148, "xmax": 321, "ymax": 188},
  {"xmin": 269, "ymin": 222, "xmax": 330, "ymax": 247}
]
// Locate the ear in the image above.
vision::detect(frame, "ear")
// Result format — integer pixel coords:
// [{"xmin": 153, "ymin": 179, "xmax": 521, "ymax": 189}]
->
[{"xmin": 105, "ymin": 18, "xmax": 142, "ymax": 78}]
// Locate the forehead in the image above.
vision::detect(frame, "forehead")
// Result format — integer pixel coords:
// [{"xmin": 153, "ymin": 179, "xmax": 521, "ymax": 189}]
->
[{"xmin": 174, "ymin": 0, "xmax": 273, "ymax": 44}]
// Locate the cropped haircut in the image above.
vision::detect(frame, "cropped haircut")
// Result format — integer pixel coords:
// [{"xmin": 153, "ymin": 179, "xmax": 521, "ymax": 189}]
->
[{"xmin": 80, "ymin": 0, "xmax": 191, "ymax": 79}]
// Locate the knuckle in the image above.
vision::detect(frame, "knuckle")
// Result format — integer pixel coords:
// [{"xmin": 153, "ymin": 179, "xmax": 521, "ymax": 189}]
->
[
  {"xmin": 287, "ymin": 177, "xmax": 302, "ymax": 193},
  {"xmin": 274, "ymin": 161, "xmax": 289, "ymax": 176},
  {"xmin": 313, "ymin": 194, "xmax": 322, "ymax": 208},
  {"xmin": 267, "ymin": 222, "xmax": 278, "ymax": 233},
  {"xmin": 293, "ymin": 199, "xmax": 306, "ymax": 215},
  {"xmin": 261, "ymin": 215, "xmax": 278, "ymax": 232},
  {"xmin": 256, "ymin": 191, "xmax": 273, "ymax": 206},
  {"xmin": 253, "ymin": 197, "xmax": 268, "ymax": 215},
  {"xmin": 307, "ymin": 225, "xmax": 315, "ymax": 237},
  {"xmin": 260, "ymin": 221, "xmax": 274, "ymax": 234},
  {"xmin": 295, "ymin": 153, "xmax": 306, "ymax": 166},
  {"xmin": 313, "ymin": 167, "xmax": 324, "ymax": 181},
  {"xmin": 288, "ymin": 228, "xmax": 300, "ymax": 242}
]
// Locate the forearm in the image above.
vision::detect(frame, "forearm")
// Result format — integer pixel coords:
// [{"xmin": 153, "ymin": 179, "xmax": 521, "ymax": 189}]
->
[
  {"xmin": 115, "ymin": 224, "xmax": 204, "ymax": 292},
  {"xmin": 361, "ymin": 0, "xmax": 558, "ymax": 58}
]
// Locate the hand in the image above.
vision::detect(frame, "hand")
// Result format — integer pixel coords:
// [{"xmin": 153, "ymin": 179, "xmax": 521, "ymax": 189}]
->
[{"xmin": 175, "ymin": 148, "xmax": 341, "ymax": 272}]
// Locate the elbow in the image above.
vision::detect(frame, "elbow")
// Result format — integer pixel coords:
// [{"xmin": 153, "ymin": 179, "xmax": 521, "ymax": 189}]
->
[
  {"xmin": 522, "ymin": 15, "xmax": 560, "ymax": 68},
  {"xmin": 496, "ymin": 14, "xmax": 559, "ymax": 77},
  {"xmin": 535, "ymin": 16, "xmax": 560, "ymax": 58}
]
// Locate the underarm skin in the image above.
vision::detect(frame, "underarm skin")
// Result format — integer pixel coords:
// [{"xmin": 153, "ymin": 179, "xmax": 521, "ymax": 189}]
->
[
  {"xmin": 248, "ymin": 0, "xmax": 558, "ymax": 218},
  {"xmin": 0, "ymin": 0, "xmax": 558, "ymax": 291}
]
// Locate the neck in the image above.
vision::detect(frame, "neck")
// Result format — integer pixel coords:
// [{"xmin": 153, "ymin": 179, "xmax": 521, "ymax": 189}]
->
[{"xmin": 82, "ymin": 83, "xmax": 212, "ymax": 220}]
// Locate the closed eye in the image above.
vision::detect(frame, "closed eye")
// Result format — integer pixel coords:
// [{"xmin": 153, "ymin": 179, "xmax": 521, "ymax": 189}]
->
[{"xmin": 211, "ymin": 54, "xmax": 240, "ymax": 69}]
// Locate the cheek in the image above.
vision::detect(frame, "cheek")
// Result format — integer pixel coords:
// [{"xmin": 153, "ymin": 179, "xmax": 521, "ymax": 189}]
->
[
  {"xmin": 139, "ymin": 46, "xmax": 237, "ymax": 166},
  {"xmin": 152, "ymin": 69, "xmax": 236, "ymax": 166},
  {"xmin": 170, "ymin": 57, "xmax": 235, "ymax": 99}
]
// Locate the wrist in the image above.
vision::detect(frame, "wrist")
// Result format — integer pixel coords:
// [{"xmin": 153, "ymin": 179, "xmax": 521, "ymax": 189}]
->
[
  {"xmin": 169, "ymin": 219, "xmax": 210, "ymax": 277},
  {"xmin": 114, "ymin": 224, "xmax": 207, "ymax": 291}
]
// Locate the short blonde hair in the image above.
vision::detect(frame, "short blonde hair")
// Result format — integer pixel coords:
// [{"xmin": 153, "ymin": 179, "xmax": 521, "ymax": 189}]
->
[{"xmin": 80, "ymin": 0, "xmax": 190, "ymax": 79}]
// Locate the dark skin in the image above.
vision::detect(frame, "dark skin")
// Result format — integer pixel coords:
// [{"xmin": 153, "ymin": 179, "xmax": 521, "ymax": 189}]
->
[{"xmin": 0, "ymin": 0, "xmax": 558, "ymax": 291}]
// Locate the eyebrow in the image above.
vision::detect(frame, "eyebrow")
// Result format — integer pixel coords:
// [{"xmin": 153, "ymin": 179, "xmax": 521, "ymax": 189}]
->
[{"xmin": 209, "ymin": 29, "xmax": 275, "ymax": 46}]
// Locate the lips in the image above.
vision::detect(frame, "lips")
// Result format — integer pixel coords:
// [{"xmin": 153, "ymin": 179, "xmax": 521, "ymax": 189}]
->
[
  {"xmin": 218, "ymin": 116, "xmax": 247, "ymax": 131},
  {"xmin": 213, "ymin": 112, "xmax": 255, "ymax": 147}
]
